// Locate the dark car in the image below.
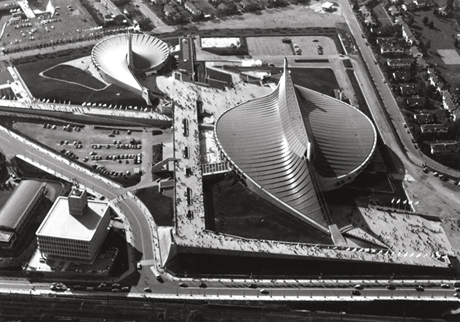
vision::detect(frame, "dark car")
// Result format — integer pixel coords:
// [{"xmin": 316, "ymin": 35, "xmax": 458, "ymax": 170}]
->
[
  {"xmin": 260, "ymin": 289, "xmax": 269, "ymax": 295},
  {"xmin": 248, "ymin": 283, "xmax": 258, "ymax": 289},
  {"xmin": 416, "ymin": 285, "xmax": 424, "ymax": 292},
  {"xmin": 386, "ymin": 284, "xmax": 396, "ymax": 290},
  {"xmin": 179, "ymin": 283, "xmax": 188, "ymax": 288},
  {"xmin": 351, "ymin": 290, "xmax": 361, "ymax": 296},
  {"xmin": 199, "ymin": 282, "xmax": 207, "ymax": 289}
]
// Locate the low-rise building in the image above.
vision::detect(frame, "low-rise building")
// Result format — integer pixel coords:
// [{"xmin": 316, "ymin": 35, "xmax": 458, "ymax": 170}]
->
[
  {"xmin": 36, "ymin": 188, "xmax": 110, "ymax": 262},
  {"xmin": 394, "ymin": 15, "xmax": 404, "ymax": 24},
  {"xmin": 359, "ymin": 5, "xmax": 377, "ymax": 26},
  {"xmin": 376, "ymin": 37, "xmax": 399, "ymax": 46},
  {"xmin": 381, "ymin": 45, "xmax": 405, "ymax": 55},
  {"xmin": 452, "ymin": 108, "xmax": 460, "ymax": 121},
  {"xmin": 430, "ymin": 141, "xmax": 459, "ymax": 154},
  {"xmin": 406, "ymin": 95, "xmax": 425, "ymax": 107},
  {"xmin": 442, "ymin": 91, "xmax": 456, "ymax": 112},
  {"xmin": 420, "ymin": 123, "xmax": 448, "ymax": 134},
  {"xmin": 388, "ymin": 5, "xmax": 401, "ymax": 15},
  {"xmin": 393, "ymin": 70, "xmax": 412, "ymax": 81},
  {"xmin": 402, "ymin": 2, "xmax": 417, "ymax": 11},
  {"xmin": 414, "ymin": 113, "xmax": 434, "ymax": 124},
  {"xmin": 0, "ymin": 180, "xmax": 46, "ymax": 249},
  {"xmin": 401, "ymin": 23, "xmax": 418, "ymax": 45},
  {"xmin": 185, "ymin": 1, "xmax": 202, "ymax": 17},
  {"xmin": 387, "ymin": 58, "xmax": 412, "ymax": 68},
  {"xmin": 400, "ymin": 83, "xmax": 419, "ymax": 95},
  {"xmin": 410, "ymin": 46, "xmax": 423, "ymax": 58}
]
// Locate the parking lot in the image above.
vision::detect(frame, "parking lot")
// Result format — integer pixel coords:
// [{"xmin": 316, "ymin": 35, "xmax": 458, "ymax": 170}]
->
[
  {"xmin": 246, "ymin": 36, "xmax": 338, "ymax": 56},
  {"xmin": 13, "ymin": 121, "xmax": 172, "ymax": 182},
  {"xmin": 1, "ymin": 0, "xmax": 98, "ymax": 50}
]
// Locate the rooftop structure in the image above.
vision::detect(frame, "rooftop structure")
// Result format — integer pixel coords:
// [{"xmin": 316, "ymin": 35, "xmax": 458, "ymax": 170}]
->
[
  {"xmin": 214, "ymin": 60, "xmax": 376, "ymax": 234},
  {"xmin": 91, "ymin": 33, "xmax": 169, "ymax": 106},
  {"xmin": 0, "ymin": 180, "xmax": 46, "ymax": 248},
  {"xmin": 36, "ymin": 188, "xmax": 110, "ymax": 261}
]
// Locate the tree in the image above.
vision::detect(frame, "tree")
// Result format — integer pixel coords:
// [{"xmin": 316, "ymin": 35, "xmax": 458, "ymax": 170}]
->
[
  {"xmin": 406, "ymin": 14, "xmax": 415, "ymax": 26},
  {"xmin": 138, "ymin": 18, "xmax": 154, "ymax": 31},
  {"xmin": 428, "ymin": 21, "xmax": 434, "ymax": 29},
  {"xmin": 455, "ymin": 38, "xmax": 459, "ymax": 48},
  {"xmin": 422, "ymin": 16, "xmax": 429, "ymax": 25}
]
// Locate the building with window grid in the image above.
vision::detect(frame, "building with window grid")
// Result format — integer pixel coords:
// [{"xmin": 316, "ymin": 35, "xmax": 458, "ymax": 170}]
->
[{"xmin": 36, "ymin": 188, "xmax": 110, "ymax": 261}]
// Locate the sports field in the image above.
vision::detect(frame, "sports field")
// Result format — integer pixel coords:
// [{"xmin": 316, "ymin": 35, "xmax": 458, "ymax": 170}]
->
[{"xmin": 438, "ymin": 49, "xmax": 460, "ymax": 65}]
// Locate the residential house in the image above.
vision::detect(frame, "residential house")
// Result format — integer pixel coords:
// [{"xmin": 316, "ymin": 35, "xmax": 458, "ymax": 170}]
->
[
  {"xmin": 394, "ymin": 15, "xmax": 404, "ymax": 25},
  {"xmin": 164, "ymin": 3, "xmax": 179, "ymax": 17},
  {"xmin": 443, "ymin": 91, "xmax": 456, "ymax": 112},
  {"xmin": 376, "ymin": 37, "xmax": 399, "ymax": 46},
  {"xmin": 427, "ymin": 68, "xmax": 449, "ymax": 92},
  {"xmin": 414, "ymin": 113, "xmax": 434, "ymax": 124},
  {"xmin": 406, "ymin": 95, "xmax": 425, "ymax": 107},
  {"xmin": 217, "ymin": 3, "xmax": 228, "ymax": 12},
  {"xmin": 410, "ymin": 46, "xmax": 423, "ymax": 58},
  {"xmin": 420, "ymin": 123, "xmax": 448, "ymax": 134},
  {"xmin": 413, "ymin": 0, "xmax": 427, "ymax": 8},
  {"xmin": 393, "ymin": 70, "xmax": 412, "ymax": 81},
  {"xmin": 401, "ymin": 23, "xmax": 418, "ymax": 45},
  {"xmin": 185, "ymin": 1, "xmax": 202, "ymax": 17},
  {"xmin": 388, "ymin": 5, "xmax": 401, "ymax": 16},
  {"xmin": 427, "ymin": 68, "xmax": 439, "ymax": 86},
  {"xmin": 387, "ymin": 58, "xmax": 412, "ymax": 68},
  {"xmin": 400, "ymin": 83, "xmax": 419, "ymax": 95},
  {"xmin": 430, "ymin": 141, "xmax": 459, "ymax": 154},
  {"xmin": 359, "ymin": 6, "xmax": 377, "ymax": 26},
  {"xmin": 381, "ymin": 45, "xmax": 405, "ymax": 55},
  {"xmin": 452, "ymin": 109, "xmax": 460, "ymax": 121},
  {"xmin": 401, "ymin": 2, "xmax": 417, "ymax": 11},
  {"xmin": 416, "ymin": 56, "xmax": 428, "ymax": 69}
]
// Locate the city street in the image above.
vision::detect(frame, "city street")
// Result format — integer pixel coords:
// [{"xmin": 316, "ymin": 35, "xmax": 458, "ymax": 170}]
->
[{"xmin": 338, "ymin": 0, "xmax": 460, "ymax": 218}]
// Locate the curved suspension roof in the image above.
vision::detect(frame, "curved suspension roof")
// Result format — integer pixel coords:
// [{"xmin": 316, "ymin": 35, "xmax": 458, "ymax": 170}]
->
[
  {"xmin": 215, "ymin": 62, "xmax": 376, "ymax": 229},
  {"xmin": 91, "ymin": 33, "xmax": 169, "ymax": 91},
  {"xmin": 296, "ymin": 86, "xmax": 377, "ymax": 178}
]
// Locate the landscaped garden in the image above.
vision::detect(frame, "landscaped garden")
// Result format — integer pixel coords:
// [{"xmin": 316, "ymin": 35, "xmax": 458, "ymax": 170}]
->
[{"xmin": 16, "ymin": 53, "xmax": 148, "ymax": 106}]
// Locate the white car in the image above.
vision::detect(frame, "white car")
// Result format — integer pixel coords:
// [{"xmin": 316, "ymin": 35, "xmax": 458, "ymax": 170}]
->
[{"xmin": 136, "ymin": 262, "xmax": 142, "ymax": 269}]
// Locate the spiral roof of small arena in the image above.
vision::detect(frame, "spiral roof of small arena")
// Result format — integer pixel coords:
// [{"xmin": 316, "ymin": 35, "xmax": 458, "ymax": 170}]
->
[
  {"xmin": 215, "ymin": 61, "xmax": 377, "ymax": 229},
  {"xmin": 91, "ymin": 33, "xmax": 169, "ymax": 91}
]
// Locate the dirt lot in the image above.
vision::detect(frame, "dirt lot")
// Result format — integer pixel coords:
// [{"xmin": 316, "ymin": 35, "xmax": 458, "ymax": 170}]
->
[
  {"xmin": 193, "ymin": 5, "xmax": 344, "ymax": 30},
  {"xmin": 246, "ymin": 35, "xmax": 338, "ymax": 56}
]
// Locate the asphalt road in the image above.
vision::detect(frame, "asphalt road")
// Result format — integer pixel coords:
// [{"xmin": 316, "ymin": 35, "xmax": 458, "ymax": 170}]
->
[
  {"xmin": 338, "ymin": 0, "xmax": 460, "ymax": 216},
  {"xmin": 0, "ymin": 128, "xmax": 155, "ymax": 264}
]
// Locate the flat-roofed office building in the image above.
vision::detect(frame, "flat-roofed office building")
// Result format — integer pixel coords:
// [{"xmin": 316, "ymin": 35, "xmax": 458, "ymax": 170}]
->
[{"xmin": 36, "ymin": 188, "xmax": 110, "ymax": 261}]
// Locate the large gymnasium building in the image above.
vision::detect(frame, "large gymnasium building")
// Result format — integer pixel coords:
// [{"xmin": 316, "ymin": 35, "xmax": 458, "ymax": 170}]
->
[{"xmin": 214, "ymin": 60, "xmax": 377, "ymax": 239}]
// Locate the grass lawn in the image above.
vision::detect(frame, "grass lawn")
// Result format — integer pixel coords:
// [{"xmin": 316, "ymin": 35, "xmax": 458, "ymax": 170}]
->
[
  {"xmin": 204, "ymin": 173, "xmax": 333, "ymax": 244},
  {"xmin": 42, "ymin": 65, "xmax": 107, "ymax": 90},
  {"xmin": 412, "ymin": 10, "xmax": 460, "ymax": 86},
  {"xmin": 135, "ymin": 186, "xmax": 173, "ymax": 226},
  {"xmin": 16, "ymin": 55, "xmax": 148, "ymax": 106},
  {"xmin": 290, "ymin": 68, "xmax": 339, "ymax": 96}
]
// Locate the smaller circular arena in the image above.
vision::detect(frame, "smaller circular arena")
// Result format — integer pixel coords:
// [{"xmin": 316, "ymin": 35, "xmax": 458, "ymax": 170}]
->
[{"xmin": 91, "ymin": 33, "xmax": 169, "ymax": 96}]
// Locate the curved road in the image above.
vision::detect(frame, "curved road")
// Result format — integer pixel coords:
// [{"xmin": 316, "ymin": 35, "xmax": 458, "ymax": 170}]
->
[
  {"xmin": 338, "ymin": 0, "xmax": 460, "ymax": 217},
  {"xmin": 0, "ymin": 128, "xmax": 155, "ymax": 263}
]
